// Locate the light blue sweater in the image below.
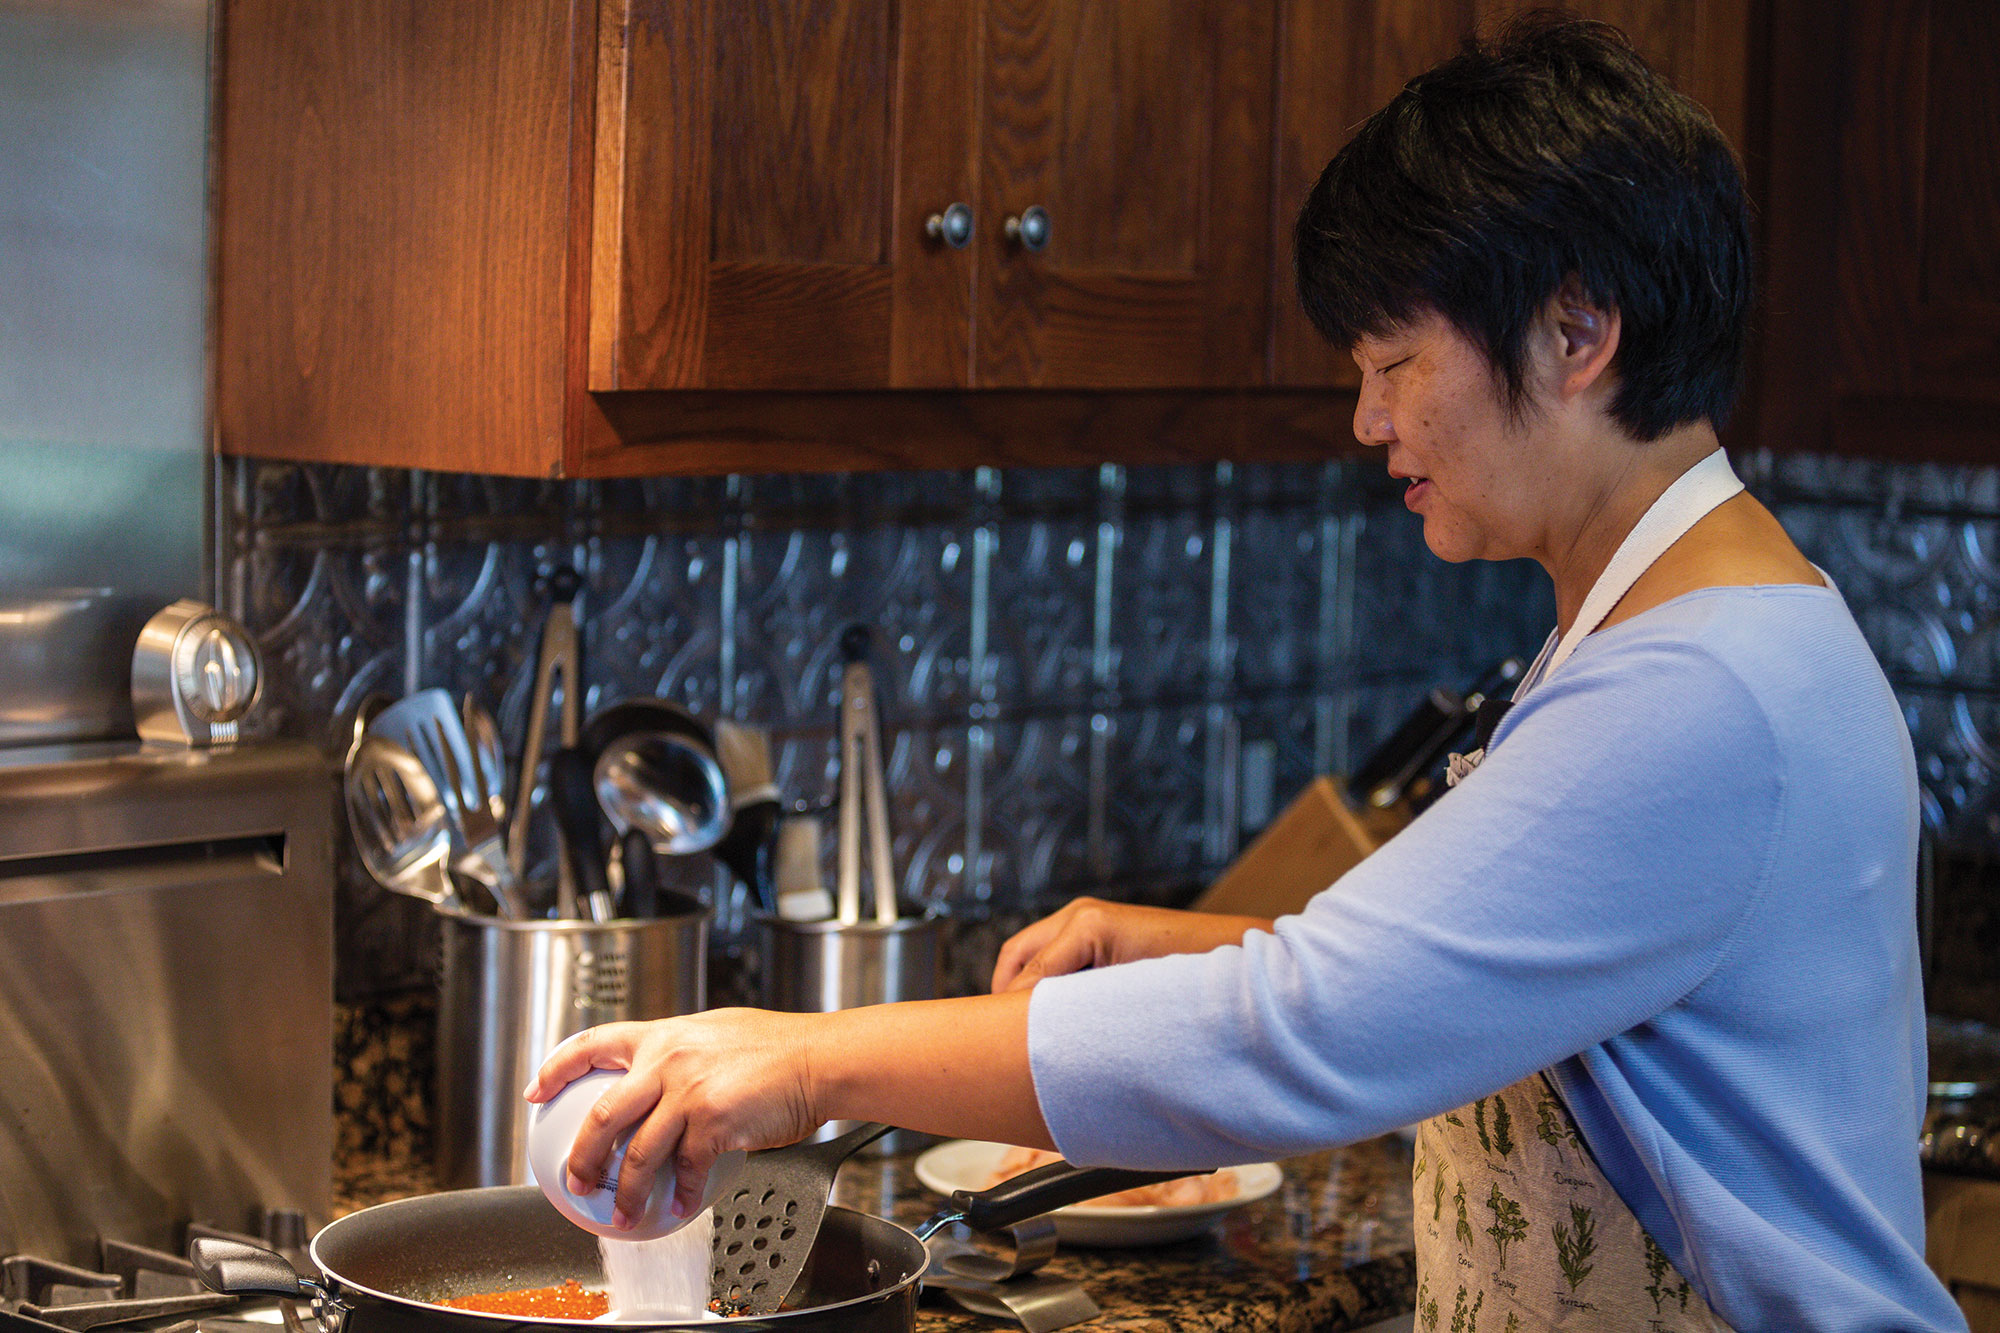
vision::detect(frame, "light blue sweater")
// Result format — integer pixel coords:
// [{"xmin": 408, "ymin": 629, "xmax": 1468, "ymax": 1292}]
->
[{"xmin": 1028, "ymin": 584, "xmax": 1965, "ymax": 1331}]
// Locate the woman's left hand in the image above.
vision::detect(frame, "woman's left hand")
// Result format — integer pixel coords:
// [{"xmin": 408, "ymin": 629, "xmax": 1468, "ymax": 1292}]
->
[{"xmin": 522, "ymin": 1009, "xmax": 823, "ymax": 1230}]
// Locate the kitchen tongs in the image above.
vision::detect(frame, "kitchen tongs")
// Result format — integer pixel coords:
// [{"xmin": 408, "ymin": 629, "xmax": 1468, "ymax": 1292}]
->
[
  {"xmin": 835, "ymin": 624, "xmax": 898, "ymax": 924},
  {"xmin": 511, "ymin": 566, "xmax": 582, "ymax": 916}
]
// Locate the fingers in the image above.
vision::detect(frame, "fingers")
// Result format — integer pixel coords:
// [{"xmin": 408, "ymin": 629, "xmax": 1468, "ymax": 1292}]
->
[
  {"xmin": 999, "ymin": 914, "xmax": 1103, "ymax": 992},
  {"xmin": 524, "ymin": 1022, "xmax": 643, "ymax": 1103},
  {"xmin": 564, "ymin": 1064, "xmax": 669, "ymax": 1205},
  {"xmin": 608, "ymin": 1094, "xmax": 704, "ymax": 1230},
  {"xmin": 990, "ymin": 899, "xmax": 1088, "ymax": 992}
]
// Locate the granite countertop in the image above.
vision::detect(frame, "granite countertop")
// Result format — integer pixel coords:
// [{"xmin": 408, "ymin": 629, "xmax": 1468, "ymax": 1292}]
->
[{"xmin": 335, "ymin": 1138, "xmax": 1415, "ymax": 1331}]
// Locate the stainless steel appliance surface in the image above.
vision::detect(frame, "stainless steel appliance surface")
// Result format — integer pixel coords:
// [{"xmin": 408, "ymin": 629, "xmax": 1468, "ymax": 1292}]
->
[
  {"xmin": 0, "ymin": 0, "xmax": 209, "ymax": 611},
  {"xmin": 0, "ymin": 738, "xmax": 334, "ymax": 1269}
]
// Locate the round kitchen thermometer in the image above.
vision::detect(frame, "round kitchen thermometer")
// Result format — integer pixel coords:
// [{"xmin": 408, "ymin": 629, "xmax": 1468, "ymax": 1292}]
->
[{"xmin": 131, "ymin": 599, "xmax": 263, "ymax": 746}]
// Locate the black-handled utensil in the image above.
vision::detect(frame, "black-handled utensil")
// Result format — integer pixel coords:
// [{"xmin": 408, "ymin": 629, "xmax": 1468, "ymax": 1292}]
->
[
  {"xmin": 550, "ymin": 746, "xmax": 618, "ymax": 921},
  {"xmin": 712, "ymin": 795, "xmax": 781, "ymax": 915},
  {"xmin": 942, "ymin": 1159, "xmax": 1189, "ymax": 1234},
  {"xmin": 619, "ymin": 827, "xmax": 659, "ymax": 919},
  {"xmin": 712, "ymin": 1119, "xmax": 1195, "ymax": 1317}
]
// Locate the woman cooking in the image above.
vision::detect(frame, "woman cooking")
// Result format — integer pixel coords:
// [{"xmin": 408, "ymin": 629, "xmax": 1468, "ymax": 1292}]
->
[{"xmin": 527, "ymin": 17, "xmax": 1963, "ymax": 1330}]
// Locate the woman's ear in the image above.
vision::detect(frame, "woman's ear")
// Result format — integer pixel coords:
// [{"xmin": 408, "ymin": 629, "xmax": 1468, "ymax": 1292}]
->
[{"xmin": 1538, "ymin": 278, "xmax": 1622, "ymax": 406}]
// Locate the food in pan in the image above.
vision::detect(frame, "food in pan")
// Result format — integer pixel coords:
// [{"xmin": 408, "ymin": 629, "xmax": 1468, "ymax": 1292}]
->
[
  {"xmin": 983, "ymin": 1146, "xmax": 1239, "ymax": 1208},
  {"xmin": 442, "ymin": 1279, "xmax": 609, "ymax": 1318}
]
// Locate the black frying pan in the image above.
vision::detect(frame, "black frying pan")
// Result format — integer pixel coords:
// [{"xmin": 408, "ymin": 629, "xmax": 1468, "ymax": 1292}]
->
[{"xmin": 190, "ymin": 1159, "xmax": 1186, "ymax": 1333}]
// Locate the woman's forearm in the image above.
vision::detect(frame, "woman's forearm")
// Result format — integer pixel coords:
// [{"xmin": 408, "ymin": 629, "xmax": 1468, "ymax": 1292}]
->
[{"xmin": 808, "ymin": 988, "xmax": 1054, "ymax": 1149}]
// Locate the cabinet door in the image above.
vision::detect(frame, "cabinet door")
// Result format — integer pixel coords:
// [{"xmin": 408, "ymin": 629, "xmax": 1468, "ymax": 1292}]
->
[
  {"xmin": 590, "ymin": 0, "xmax": 978, "ymax": 391},
  {"xmin": 1832, "ymin": 1, "xmax": 2000, "ymax": 457},
  {"xmin": 973, "ymin": 1, "xmax": 1276, "ymax": 388},
  {"xmin": 1269, "ymin": 0, "xmax": 1751, "ymax": 388}
]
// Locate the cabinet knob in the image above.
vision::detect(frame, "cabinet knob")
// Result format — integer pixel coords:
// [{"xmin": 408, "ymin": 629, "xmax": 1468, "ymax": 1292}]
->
[
  {"xmin": 924, "ymin": 203, "xmax": 974, "ymax": 249},
  {"xmin": 1004, "ymin": 205, "xmax": 1051, "ymax": 253}
]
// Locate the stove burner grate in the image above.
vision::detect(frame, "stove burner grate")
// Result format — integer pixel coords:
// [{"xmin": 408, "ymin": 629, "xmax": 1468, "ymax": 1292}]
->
[{"xmin": 0, "ymin": 1237, "xmax": 253, "ymax": 1333}]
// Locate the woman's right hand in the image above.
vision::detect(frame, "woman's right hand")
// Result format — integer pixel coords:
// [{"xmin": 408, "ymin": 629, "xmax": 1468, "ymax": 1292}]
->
[
  {"xmin": 990, "ymin": 897, "xmax": 1272, "ymax": 993},
  {"xmin": 522, "ymin": 1010, "xmax": 823, "ymax": 1229}
]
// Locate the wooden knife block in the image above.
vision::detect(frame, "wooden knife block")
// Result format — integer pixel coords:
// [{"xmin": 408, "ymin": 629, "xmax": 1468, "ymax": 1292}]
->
[{"xmin": 1193, "ymin": 776, "xmax": 1409, "ymax": 919}]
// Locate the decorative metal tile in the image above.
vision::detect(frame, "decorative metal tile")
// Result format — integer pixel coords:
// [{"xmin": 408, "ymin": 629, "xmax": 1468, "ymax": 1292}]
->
[
  {"xmin": 1100, "ymin": 705, "xmax": 1214, "ymax": 896},
  {"xmin": 220, "ymin": 446, "xmax": 2000, "ymax": 1002},
  {"xmin": 1233, "ymin": 694, "xmax": 1324, "ymax": 832},
  {"xmin": 1231, "ymin": 506, "xmax": 1326, "ymax": 693},
  {"xmin": 1108, "ymin": 508, "xmax": 1216, "ymax": 704},
  {"xmin": 234, "ymin": 537, "xmax": 406, "ymax": 743},
  {"xmin": 979, "ymin": 715, "xmax": 1094, "ymax": 908},
  {"xmin": 732, "ymin": 520, "xmax": 974, "ymax": 728},
  {"xmin": 586, "ymin": 530, "xmax": 727, "ymax": 717},
  {"xmin": 983, "ymin": 508, "xmax": 1100, "ymax": 709}
]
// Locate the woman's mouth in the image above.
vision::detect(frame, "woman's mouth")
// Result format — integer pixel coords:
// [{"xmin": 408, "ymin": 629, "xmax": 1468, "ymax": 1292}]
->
[{"xmin": 1403, "ymin": 476, "xmax": 1431, "ymax": 509}]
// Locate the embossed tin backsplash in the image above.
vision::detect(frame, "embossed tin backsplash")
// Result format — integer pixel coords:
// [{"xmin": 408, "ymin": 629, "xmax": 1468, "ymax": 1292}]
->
[{"xmin": 216, "ymin": 449, "xmax": 2000, "ymax": 1000}]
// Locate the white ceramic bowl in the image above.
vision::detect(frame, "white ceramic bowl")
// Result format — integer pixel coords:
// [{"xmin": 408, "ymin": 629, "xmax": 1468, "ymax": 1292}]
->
[
  {"xmin": 913, "ymin": 1139, "xmax": 1283, "ymax": 1247},
  {"xmin": 527, "ymin": 1068, "xmax": 746, "ymax": 1240}
]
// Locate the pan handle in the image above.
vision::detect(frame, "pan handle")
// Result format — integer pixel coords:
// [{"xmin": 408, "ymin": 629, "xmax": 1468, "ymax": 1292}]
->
[
  {"xmin": 921, "ymin": 1160, "xmax": 1195, "ymax": 1238},
  {"xmin": 188, "ymin": 1236, "xmax": 314, "ymax": 1300},
  {"xmin": 189, "ymin": 1238, "xmax": 350, "ymax": 1333}
]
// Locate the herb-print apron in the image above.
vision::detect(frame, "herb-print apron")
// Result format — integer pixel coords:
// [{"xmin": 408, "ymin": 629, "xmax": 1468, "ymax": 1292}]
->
[{"xmin": 1416, "ymin": 450, "xmax": 1745, "ymax": 1331}]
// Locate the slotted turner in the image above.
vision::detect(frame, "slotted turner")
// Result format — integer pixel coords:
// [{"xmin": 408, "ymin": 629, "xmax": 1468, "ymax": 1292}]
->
[
  {"xmin": 709, "ymin": 1122, "xmax": 1192, "ymax": 1316},
  {"xmin": 709, "ymin": 1121, "xmax": 892, "ymax": 1315}
]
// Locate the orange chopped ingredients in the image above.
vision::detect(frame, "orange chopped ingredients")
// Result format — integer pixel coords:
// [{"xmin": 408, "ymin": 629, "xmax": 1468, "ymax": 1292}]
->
[{"xmin": 442, "ymin": 1279, "xmax": 609, "ymax": 1319}]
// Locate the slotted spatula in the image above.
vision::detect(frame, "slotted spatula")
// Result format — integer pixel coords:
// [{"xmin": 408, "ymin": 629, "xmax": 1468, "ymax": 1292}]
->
[
  {"xmin": 709, "ymin": 1122, "xmax": 1192, "ymax": 1316},
  {"xmin": 709, "ymin": 1121, "xmax": 892, "ymax": 1315}
]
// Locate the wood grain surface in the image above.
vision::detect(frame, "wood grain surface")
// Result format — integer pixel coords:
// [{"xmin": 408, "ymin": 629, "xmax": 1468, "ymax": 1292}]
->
[
  {"xmin": 216, "ymin": 0, "xmax": 575, "ymax": 475},
  {"xmin": 1268, "ymin": 0, "xmax": 1752, "ymax": 388},
  {"xmin": 579, "ymin": 388, "xmax": 1360, "ymax": 477},
  {"xmin": 974, "ymin": 0, "xmax": 1275, "ymax": 388}
]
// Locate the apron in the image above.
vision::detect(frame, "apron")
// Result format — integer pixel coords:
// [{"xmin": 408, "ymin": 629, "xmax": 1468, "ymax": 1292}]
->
[{"xmin": 1414, "ymin": 449, "xmax": 1743, "ymax": 1331}]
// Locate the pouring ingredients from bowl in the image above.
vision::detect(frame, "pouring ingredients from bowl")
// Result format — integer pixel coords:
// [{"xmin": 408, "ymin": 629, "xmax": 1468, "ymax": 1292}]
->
[{"xmin": 529, "ymin": 18, "xmax": 1957, "ymax": 1330}]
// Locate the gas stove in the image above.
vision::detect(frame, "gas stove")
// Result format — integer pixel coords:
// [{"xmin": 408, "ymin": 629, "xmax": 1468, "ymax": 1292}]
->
[{"xmin": 1, "ymin": 1218, "xmax": 309, "ymax": 1333}]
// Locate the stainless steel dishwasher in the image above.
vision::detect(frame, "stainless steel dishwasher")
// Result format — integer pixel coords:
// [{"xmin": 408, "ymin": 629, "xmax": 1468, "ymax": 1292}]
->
[{"xmin": 0, "ymin": 735, "xmax": 334, "ymax": 1268}]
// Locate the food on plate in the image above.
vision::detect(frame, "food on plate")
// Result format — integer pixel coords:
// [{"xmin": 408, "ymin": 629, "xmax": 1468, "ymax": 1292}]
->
[
  {"xmin": 984, "ymin": 1146, "xmax": 1239, "ymax": 1208},
  {"xmin": 442, "ymin": 1279, "xmax": 608, "ymax": 1318}
]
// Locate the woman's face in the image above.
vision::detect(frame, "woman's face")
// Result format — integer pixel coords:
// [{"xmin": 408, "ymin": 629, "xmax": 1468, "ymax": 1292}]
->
[{"xmin": 1351, "ymin": 313, "xmax": 1551, "ymax": 565}]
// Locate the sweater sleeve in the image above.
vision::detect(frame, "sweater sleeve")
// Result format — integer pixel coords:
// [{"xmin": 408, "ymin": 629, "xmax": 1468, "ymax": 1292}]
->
[{"xmin": 1027, "ymin": 636, "xmax": 1785, "ymax": 1169}]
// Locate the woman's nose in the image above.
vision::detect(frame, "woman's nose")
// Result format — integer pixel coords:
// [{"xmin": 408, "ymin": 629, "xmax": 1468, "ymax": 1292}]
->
[{"xmin": 1353, "ymin": 386, "xmax": 1393, "ymax": 448}]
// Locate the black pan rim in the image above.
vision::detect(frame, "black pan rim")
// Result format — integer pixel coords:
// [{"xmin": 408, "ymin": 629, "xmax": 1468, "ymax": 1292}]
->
[{"xmin": 308, "ymin": 1189, "xmax": 926, "ymax": 1327}]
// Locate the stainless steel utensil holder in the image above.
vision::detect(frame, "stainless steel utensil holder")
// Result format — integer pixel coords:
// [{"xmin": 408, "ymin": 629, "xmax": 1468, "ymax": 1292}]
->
[
  {"xmin": 435, "ymin": 906, "xmax": 708, "ymax": 1189},
  {"xmin": 761, "ymin": 913, "xmax": 943, "ymax": 1153}
]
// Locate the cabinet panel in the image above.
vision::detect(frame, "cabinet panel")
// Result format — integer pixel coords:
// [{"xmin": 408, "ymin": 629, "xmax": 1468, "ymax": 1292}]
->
[
  {"xmin": 709, "ymin": 2, "xmax": 894, "ymax": 267},
  {"xmin": 1270, "ymin": 0, "xmax": 1750, "ymax": 389},
  {"xmin": 1270, "ymin": 0, "xmax": 1472, "ymax": 388},
  {"xmin": 592, "ymin": 0, "xmax": 963, "ymax": 391},
  {"xmin": 975, "ymin": 0, "xmax": 1275, "ymax": 388},
  {"xmin": 1836, "ymin": 0, "xmax": 2000, "ymax": 419},
  {"xmin": 217, "ymin": 0, "xmax": 573, "ymax": 474}
]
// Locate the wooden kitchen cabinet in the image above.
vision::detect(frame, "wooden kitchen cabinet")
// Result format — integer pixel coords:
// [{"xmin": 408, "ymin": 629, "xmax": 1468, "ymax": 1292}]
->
[
  {"xmin": 218, "ymin": 0, "xmax": 1313, "ymax": 477},
  {"xmin": 592, "ymin": 1, "xmax": 1276, "ymax": 394},
  {"xmin": 1268, "ymin": 0, "xmax": 1754, "ymax": 389},
  {"xmin": 1752, "ymin": 0, "xmax": 2000, "ymax": 463},
  {"xmin": 1804, "ymin": 1, "xmax": 2000, "ymax": 462}
]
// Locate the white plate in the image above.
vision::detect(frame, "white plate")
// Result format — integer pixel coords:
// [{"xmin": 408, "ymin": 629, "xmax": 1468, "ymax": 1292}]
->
[{"xmin": 912, "ymin": 1139, "xmax": 1283, "ymax": 1247}]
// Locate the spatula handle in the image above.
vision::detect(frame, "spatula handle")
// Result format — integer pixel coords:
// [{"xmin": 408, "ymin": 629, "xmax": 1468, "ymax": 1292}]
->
[{"xmin": 949, "ymin": 1160, "xmax": 1194, "ymax": 1234}]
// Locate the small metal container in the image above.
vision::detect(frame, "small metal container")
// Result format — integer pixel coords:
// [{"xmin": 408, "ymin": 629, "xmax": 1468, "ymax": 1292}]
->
[
  {"xmin": 762, "ymin": 914, "xmax": 943, "ymax": 1153},
  {"xmin": 435, "ymin": 905, "xmax": 708, "ymax": 1189}
]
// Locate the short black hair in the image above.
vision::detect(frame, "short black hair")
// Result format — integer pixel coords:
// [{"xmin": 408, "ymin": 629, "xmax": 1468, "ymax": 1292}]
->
[{"xmin": 1293, "ymin": 11, "xmax": 1752, "ymax": 441}]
